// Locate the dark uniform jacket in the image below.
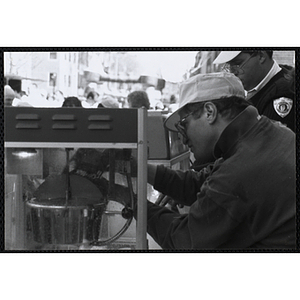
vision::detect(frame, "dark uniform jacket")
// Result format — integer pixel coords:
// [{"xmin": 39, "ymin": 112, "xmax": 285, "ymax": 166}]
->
[
  {"xmin": 249, "ymin": 65, "xmax": 295, "ymax": 132},
  {"xmin": 147, "ymin": 106, "xmax": 296, "ymax": 249}
]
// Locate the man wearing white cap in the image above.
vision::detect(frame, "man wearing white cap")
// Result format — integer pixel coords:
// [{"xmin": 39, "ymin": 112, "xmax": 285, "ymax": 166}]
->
[
  {"xmin": 213, "ymin": 51, "xmax": 295, "ymax": 132},
  {"xmin": 141, "ymin": 72, "xmax": 295, "ymax": 249}
]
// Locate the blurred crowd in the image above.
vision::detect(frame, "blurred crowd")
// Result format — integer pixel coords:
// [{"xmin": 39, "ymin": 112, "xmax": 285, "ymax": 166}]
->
[{"xmin": 4, "ymin": 83, "xmax": 179, "ymax": 113}]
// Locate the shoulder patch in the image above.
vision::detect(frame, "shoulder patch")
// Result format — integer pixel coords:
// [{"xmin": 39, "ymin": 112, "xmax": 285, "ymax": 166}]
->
[{"xmin": 273, "ymin": 97, "xmax": 293, "ymax": 118}]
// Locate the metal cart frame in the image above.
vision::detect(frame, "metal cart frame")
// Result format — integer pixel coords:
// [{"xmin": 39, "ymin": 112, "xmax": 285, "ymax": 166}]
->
[{"xmin": 4, "ymin": 106, "xmax": 148, "ymax": 250}]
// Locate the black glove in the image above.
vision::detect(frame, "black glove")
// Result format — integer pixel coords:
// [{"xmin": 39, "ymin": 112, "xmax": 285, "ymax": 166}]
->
[{"xmin": 155, "ymin": 193, "xmax": 184, "ymax": 212}]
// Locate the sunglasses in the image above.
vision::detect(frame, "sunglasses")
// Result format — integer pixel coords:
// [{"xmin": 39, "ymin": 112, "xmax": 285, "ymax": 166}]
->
[{"xmin": 175, "ymin": 111, "xmax": 193, "ymax": 139}]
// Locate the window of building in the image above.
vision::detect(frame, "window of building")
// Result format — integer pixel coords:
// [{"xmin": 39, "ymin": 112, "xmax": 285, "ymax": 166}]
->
[
  {"xmin": 49, "ymin": 73, "xmax": 57, "ymax": 86},
  {"xmin": 49, "ymin": 52, "xmax": 57, "ymax": 59},
  {"xmin": 68, "ymin": 75, "xmax": 71, "ymax": 87}
]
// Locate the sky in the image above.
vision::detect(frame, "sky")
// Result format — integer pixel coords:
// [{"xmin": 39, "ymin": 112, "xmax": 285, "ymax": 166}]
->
[{"xmin": 133, "ymin": 51, "xmax": 198, "ymax": 82}]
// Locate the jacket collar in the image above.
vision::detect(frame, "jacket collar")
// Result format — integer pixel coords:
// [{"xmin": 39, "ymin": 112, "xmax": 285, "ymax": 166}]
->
[
  {"xmin": 246, "ymin": 60, "xmax": 282, "ymax": 94},
  {"xmin": 214, "ymin": 106, "xmax": 261, "ymax": 159}
]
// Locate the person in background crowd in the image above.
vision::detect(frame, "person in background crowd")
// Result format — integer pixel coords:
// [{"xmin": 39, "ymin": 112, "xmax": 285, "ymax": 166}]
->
[
  {"xmin": 127, "ymin": 90, "xmax": 150, "ymax": 109},
  {"xmin": 12, "ymin": 91, "xmax": 33, "ymax": 107},
  {"xmin": 10, "ymin": 88, "xmax": 34, "ymax": 107},
  {"xmin": 53, "ymin": 90, "xmax": 65, "ymax": 107},
  {"xmin": 13, "ymin": 90, "xmax": 27, "ymax": 100},
  {"xmin": 98, "ymin": 95, "xmax": 120, "ymax": 108},
  {"xmin": 154, "ymin": 100, "xmax": 165, "ymax": 110},
  {"xmin": 168, "ymin": 94, "xmax": 179, "ymax": 113},
  {"xmin": 133, "ymin": 72, "xmax": 295, "ymax": 249},
  {"xmin": 146, "ymin": 87, "xmax": 165, "ymax": 110},
  {"xmin": 62, "ymin": 96, "xmax": 82, "ymax": 107},
  {"xmin": 213, "ymin": 51, "xmax": 295, "ymax": 132},
  {"xmin": 40, "ymin": 90, "xmax": 63, "ymax": 107},
  {"xmin": 81, "ymin": 91, "xmax": 99, "ymax": 108}
]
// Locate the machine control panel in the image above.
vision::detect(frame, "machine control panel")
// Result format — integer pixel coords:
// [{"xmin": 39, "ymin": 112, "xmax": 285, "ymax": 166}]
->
[{"xmin": 5, "ymin": 107, "xmax": 138, "ymax": 143}]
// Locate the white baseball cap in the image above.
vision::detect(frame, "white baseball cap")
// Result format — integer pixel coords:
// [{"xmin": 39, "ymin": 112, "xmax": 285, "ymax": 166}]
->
[
  {"xmin": 164, "ymin": 72, "xmax": 245, "ymax": 132},
  {"xmin": 213, "ymin": 51, "xmax": 242, "ymax": 64}
]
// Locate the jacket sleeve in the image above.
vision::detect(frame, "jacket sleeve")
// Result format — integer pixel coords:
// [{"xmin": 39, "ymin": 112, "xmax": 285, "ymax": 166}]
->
[
  {"xmin": 153, "ymin": 163, "xmax": 213, "ymax": 206},
  {"xmin": 146, "ymin": 185, "xmax": 243, "ymax": 250},
  {"xmin": 147, "ymin": 159, "xmax": 250, "ymax": 249}
]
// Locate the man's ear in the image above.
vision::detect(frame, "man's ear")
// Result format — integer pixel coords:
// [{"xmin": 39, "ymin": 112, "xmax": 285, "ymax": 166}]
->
[{"xmin": 204, "ymin": 102, "xmax": 218, "ymax": 124}]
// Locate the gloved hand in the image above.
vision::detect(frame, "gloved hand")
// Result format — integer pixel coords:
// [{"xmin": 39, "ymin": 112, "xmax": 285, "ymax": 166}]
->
[
  {"xmin": 155, "ymin": 193, "xmax": 184, "ymax": 212},
  {"xmin": 155, "ymin": 194, "xmax": 173, "ymax": 206}
]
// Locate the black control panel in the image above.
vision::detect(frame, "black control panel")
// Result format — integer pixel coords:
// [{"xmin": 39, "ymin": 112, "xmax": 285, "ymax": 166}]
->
[{"xmin": 5, "ymin": 107, "xmax": 138, "ymax": 143}]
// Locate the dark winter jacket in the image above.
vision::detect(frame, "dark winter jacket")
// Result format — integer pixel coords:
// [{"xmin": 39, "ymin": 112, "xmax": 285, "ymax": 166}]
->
[{"xmin": 147, "ymin": 106, "xmax": 296, "ymax": 249}]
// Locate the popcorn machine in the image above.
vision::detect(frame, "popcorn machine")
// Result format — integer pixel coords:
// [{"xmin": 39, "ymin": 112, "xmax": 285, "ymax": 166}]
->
[{"xmin": 4, "ymin": 106, "xmax": 148, "ymax": 250}]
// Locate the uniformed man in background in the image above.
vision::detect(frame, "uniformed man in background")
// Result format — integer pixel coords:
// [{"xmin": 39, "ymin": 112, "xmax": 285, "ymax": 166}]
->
[{"xmin": 213, "ymin": 51, "xmax": 295, "ymax": 132}]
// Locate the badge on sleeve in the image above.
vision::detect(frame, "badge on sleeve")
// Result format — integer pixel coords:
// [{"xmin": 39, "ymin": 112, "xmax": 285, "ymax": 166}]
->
[{"xmin": 273, "ymin": 97, "xmax": 293, "ymax": 118}]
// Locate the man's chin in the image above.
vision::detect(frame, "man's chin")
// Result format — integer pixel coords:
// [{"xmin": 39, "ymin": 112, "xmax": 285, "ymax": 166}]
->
[{"xmin": 193, "ymin": 154, "xmax": 215, "ymax": 166}]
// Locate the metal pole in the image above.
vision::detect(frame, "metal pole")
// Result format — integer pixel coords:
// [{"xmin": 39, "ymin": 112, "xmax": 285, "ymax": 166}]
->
[
  {"xmin": 136, "ymin": 107, "xmax": 148, "ymax": 249},
  {"xmin": 65, "ymin": 148, "xmax": 71, "ymax": 207}
]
